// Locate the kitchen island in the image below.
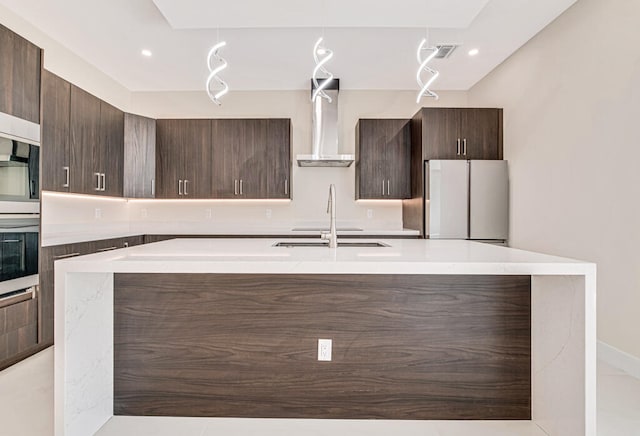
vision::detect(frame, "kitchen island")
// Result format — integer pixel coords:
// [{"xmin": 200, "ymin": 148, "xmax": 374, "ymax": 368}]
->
[{"xmin": 54, "ymin": 238, "xmax": 596, "ymax": 436}]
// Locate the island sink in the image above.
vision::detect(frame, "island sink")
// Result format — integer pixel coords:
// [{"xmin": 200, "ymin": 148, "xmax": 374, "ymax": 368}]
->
[{"xmin": 273, "ymin": 241, "xmax": 390, "ymax": 248}]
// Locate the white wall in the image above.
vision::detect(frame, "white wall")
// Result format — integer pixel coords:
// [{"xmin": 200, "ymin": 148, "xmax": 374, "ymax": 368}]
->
[{"xmin": 468, "ymin": 0, "xmax": 640, "ymax": 359}]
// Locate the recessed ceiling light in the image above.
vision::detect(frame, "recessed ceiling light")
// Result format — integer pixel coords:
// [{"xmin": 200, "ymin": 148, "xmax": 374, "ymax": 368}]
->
[
  {"xmin": 468, "ymin": 48, "xmax": 479, "ymax": 56},
  {"xmin": 141, "ymin": 49, "xmax": 152, "ymax": 57}
]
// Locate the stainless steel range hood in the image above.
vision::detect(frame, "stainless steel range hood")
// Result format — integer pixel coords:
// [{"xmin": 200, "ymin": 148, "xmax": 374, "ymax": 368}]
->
[{"xmin": 297, "ymin": 79, "xmax": 354, "ymax": 167}]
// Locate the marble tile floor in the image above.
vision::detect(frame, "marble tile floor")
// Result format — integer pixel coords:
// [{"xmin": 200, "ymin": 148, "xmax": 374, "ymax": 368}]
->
[{"xmin": 1, "ymin": 347, "xmax": 638, "ymax": 436}]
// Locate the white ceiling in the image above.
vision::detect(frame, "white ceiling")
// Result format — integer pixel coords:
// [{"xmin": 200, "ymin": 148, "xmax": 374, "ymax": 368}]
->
[{"xmin": 0, "ymin": 0, "xmax": 577, "ymax": 92}]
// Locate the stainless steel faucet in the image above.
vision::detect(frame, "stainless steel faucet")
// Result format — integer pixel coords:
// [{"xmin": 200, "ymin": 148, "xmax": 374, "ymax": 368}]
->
[{"xmin": 321, "ymin": 184, "xmax": 337, "ymax": 248}]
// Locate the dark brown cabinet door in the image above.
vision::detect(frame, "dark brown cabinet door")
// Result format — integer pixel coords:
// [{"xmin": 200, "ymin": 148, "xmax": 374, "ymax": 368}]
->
[
  {"xmin": 356, "ymin": 119, "xmax": 411, "ymax": 200},
  {"xmin": 124, "ymin": 113, "xmax": 156, "ymax": 198},
  {"xmin": 460, "ymin": 108, "xmax": 502, "ymax": 160},
  {"xmin": 421, "ymin": 108, "xmax": 462, "ymax": 160},
  {"xmin": 0, "ymin": 24, "xmax": 41, "ymax": 123},
  {"xmin": 237, "ymin": 119, "xmax": 268, "ymax": 199},
  {"xmin": 211, "ymin": 119, "xmax": 241, "ymax": 198},
  {"xmin": 99, "ymin": 101, "xmax": 124, "ymax": 197},
  {"xmin": 156, "ymin": 119, "xmax": 211, "ymax": 199},
  {"xmin": 156, "ymin": 120, "xmax": 185, "ymax": 199},
  {"xmin": 70, "ymin": 85, "xmax": 101, "ymax": 194},
  {"xmin": 41, "ymin": 70, "xmax": 71, "ymax": 192},
  {"xmin": 266, "ymin": 119, "xmax": 291, "ymax": 199},
  {"xmin": 181, "ymin": 119, "xmax": 211, "ymax": 199}
]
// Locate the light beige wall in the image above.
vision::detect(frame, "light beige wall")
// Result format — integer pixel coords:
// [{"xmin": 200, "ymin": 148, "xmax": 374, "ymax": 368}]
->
[
  {"xmin": 469, "ymin": 0, "xmax": 640, "ymax": 358},
  {"xmin": 0, "ymin": 4, "xmax": 131, "ymax": 110}
]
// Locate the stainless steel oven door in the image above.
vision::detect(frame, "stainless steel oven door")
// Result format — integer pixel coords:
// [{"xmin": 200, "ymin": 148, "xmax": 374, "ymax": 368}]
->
[
  {"xmin": 0, "ymin": 135, "xmax": 39, "ymax": 212},
  {"xmin": 0, "ymin": 214, "xmax": 39, "ymax": 297}
]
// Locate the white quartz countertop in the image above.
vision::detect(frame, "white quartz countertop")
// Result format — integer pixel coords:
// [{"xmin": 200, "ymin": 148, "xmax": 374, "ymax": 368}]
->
[{"xmin": 56, "ymin": 238, "xmax": 595, "ymax": 276}]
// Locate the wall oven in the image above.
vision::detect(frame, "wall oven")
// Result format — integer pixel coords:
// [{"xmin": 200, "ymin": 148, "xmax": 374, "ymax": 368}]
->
[{"xmin": 0, "ymin": 111, "xmax": 40, "ymax": 348}]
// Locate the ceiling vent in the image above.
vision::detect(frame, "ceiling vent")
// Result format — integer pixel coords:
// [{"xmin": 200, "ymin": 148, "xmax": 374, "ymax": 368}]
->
[{"xmin": 435, "ymin": 44, "xmax": 459, "ymax": 59}]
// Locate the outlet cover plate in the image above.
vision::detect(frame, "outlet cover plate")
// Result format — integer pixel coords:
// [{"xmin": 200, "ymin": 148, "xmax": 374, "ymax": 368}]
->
[{"xmin": 318, "ymin": 339, "xmax": 332, "ymax": 361}]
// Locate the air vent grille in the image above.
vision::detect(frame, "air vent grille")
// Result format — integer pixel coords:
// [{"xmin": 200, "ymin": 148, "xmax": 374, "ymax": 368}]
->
[{"xmin": 435, "ymin": 45, "xmax": 458, "ymax": 59}]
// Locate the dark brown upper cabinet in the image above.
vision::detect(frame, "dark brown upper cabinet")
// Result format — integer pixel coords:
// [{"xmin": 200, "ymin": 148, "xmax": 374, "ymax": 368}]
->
[
  {"xmin": 413, "ymin": 108, "xmax": 503, "ymax": 161},
  {"xmin": 69, "ymin": 85, "xmax": 101, "ymax": 194},
  {"xmin": 43, "ymin": 72, "xmax": 124, "ymax": 196},
  {"xmin": 155, "ymin": 119, "xmax": 212, "ymax": 199},
  {"xmin": 124, "ymin": 113, "xmax": 156, "ymax": 198},
  {"xmin": 356, "ymin": 119, "xmax": 411, "ymax": 200},
  {"xmin": 97, "ymin": 100, "xmax": 124, "ymax": 197},
  {"xmin": 0, "ymin": 24, "xmax": 41, "ymax": 123},
  {"xmin": 41, "ymin": 70, "xmax": 71, "ymax": 192},
  {"xmin": 211, "ymin": 118, "xmax": 290, "ymax": 199},
  {"xmin": 265, "ymin": 119, "xmax": 291, "ymax": 199}
]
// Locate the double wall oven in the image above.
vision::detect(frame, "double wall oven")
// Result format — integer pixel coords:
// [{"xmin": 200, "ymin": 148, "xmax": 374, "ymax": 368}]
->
[{"xmin": 0, "ymin": 111, "xmax": 40, "ymax": 355}]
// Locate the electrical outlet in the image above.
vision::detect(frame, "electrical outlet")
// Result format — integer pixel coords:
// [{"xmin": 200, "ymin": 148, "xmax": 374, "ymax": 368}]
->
[
  {"xmin": 367, "ymin": 209, "xmax": 373, "ymax": 219},
  {"xmin": 140, "ymin": 208, "xmax": 148, "ymax": 219},
  {"xmin": 94, "ymin": 208, "xmax": 102, "ymax": 220},
  {"xmin": 318, "ymin": 339, "xmax": 332, "ymax": 361},
  {"xmin": 266, "ymin": 209, "xmax": 272, "ymax": 219},
  {"xmin": 205, "ymin": 208, "xmax": 213, "ymax": 220}
]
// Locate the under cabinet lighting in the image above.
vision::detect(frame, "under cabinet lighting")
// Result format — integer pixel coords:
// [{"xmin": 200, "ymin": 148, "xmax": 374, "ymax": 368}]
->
[
  {"xmin": 127, "ymin": 199, "xmax": 292, "ymax": 204},
  {"xmin": 141, "ymin": 49, "xmax": 152, "ymax": 57},
  {"xmin": 42, "ymin": 191, "xmax": 128, "ymax": 202},
  {"xmin": 468, "ymin": 48, "xmax": 479, "ymax": 56}
]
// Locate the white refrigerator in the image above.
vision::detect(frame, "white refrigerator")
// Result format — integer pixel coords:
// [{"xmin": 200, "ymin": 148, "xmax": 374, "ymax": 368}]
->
[{"xmin": 425, "ymin": 160, "xmax": 509, "ymax": 243}]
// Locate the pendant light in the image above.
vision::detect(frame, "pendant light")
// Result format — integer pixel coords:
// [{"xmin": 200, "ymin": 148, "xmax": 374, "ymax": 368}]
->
[
  {"xmin": 311, "ymin": 37, "xmax": 334, "ymax": 102},
  {"xmin": 206, "ymin": 39, "xmax": 229, "ymax": 105},
  {"xmin": 416, "ymin": 35, "xmax": 440, "ymax": 103}
]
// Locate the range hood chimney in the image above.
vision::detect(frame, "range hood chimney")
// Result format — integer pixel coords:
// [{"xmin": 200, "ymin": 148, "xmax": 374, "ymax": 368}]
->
[{"xmin": 297, "ymin": 79, "xmax": 354, "ymax": 167}]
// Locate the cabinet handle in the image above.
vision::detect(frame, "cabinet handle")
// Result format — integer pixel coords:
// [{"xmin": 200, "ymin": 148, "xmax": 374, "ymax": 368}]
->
[
  {"xmin": 63, "ymin": 166, "xmax": 70, "ymax": 188},
  {"xmin": 240, "ymin": 179, "xmax": 243, "ymax": 195},
  {"xmin": 463, "ymin": 138, "xmax": 467, "ymax": 156},
  {"xmin": 284, "ymin": 178, "xmax": 288, "ymax": 196},
  {"xmin": 387, "ymin": 179, "xmax": 391, "ymax": 196},
  {"xmin": 184, "ymin": 180, "xmax": 189, "ymax": 196},
  {"xmin": 178, "ymin": 179, "xmax": 183, "ymax": 196},
  {"xmin": 53, "ymin": 252, "xmax": 81, "ymax": 260},
  {"xmin": 30, "ymin": 180, "xmax": 35, "ymax": 197},
  {"xmin": 96, "ymin": 246, "xmax": 118, "ymax": 252},
  {"xmin": 94, "ymin": 172, "xmax": 101, "ymax": 191},
  {"xmin": 234, "ymin": 179, "xmax": 238, "ymax": 195},
  {"xmin": 456, "ymin": 138, "xmax": 461, "ymax": 156},
  {"xmin": 101, "ymin": 173, "xmax": 106, "ymax": 192},
  {"xmin": 151, "ymin": 179, "xmax": 155, "ymax": 197},
  {"xmin": 382, "ymin": 180, "xmax": 385, "ymax": 196}
]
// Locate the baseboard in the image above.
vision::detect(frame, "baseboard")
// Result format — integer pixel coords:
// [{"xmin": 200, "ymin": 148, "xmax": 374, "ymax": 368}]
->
[{"xmin": 598, "ymin": 340, "xmax": 640, "ymax": 380}]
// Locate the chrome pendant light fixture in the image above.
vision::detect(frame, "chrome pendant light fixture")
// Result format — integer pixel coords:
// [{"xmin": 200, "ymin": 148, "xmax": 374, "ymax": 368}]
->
[
  {"xmin": 206, "ymin": 40, "xmax": 229, "ymax": 105},
  {"xmin": 311, "ymin": 37, "xmax": 334, "ymax": 102},
  {"xmin": 416, "ymin": 36, "xmax": 440, "ymax": 103}
]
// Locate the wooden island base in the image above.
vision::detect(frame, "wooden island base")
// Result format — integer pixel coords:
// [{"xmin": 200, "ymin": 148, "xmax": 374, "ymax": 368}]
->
[{"xmin": 113, "ymin": 273, "xmax": 531, "ymax": 420}]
